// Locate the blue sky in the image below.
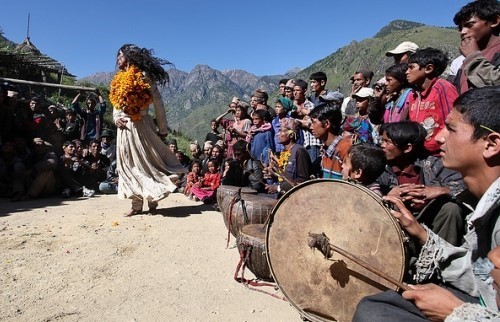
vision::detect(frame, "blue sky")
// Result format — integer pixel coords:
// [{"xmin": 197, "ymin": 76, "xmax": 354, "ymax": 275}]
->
[{"xmin": 1, "ymin": 0, "xmax": 470, "ymax": 79}]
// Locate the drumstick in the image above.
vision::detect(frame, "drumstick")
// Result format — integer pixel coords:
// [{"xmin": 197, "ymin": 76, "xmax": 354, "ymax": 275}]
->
[
  {"xmin": 308, "ymin": 232, "xmax": 409, "ymax": 291},
  {"xmin": 268, "ymin": 165, "xmax": 297, "ymax": 187}
]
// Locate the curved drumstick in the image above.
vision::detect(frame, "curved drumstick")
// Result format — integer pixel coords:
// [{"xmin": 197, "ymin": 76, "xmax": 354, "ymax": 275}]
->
[{"xmin": 307, "ymin": 232, "xmax": 409, "ymax": 291}]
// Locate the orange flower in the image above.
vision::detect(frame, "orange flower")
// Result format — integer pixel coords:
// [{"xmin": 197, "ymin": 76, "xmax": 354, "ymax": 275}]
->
[{"xmin": 109, "ymin": 65, "xmax": 152, "ymax": 121}]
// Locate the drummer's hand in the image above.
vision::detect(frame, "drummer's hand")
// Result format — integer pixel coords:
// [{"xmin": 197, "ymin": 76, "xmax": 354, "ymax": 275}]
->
[
  {"xmin": 398, "ymin": 184, "xmax": 450, "ymax": 208},
  {"xmin": 402, "ymin": 283, "xmax": 464, "ymax": 321},
  {"xmin": 265, "ymin": 184, "xmax": 278, "ymax": 194},
  {"xmin": 383, "ymin": 196, "xmax": 428, "ymax": 245},
  {"xmin": 115, "ymin": 118, "xmax": 128, "ymax": 129}
]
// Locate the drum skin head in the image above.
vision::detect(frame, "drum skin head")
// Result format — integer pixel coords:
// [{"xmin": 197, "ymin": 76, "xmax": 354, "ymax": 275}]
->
[{"xmin": 266, "ymin": 179, "xmax": 407, "ymax": 322}]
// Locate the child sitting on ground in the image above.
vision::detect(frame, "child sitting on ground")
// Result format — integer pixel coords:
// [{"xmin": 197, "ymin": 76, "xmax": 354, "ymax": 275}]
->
[
  {"xmin": 190, "ymin": 159, "xmax": 222, "ymax": 203},
  {"xmin": 341, "ymin": 143, "xmax": 387, "ymax": 197},
  {"xmin": 185, "ymin": 160, "xmax": 202, "ymax": 199}
]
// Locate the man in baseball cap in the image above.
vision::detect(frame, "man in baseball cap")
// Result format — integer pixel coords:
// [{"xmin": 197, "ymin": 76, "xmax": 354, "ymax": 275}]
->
[{"xmin": 385, "ymin": 41, "xmax": 419, "ymax": 64}]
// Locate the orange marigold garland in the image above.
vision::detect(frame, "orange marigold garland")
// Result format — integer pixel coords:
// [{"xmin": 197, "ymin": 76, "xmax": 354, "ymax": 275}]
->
[{"xmin": 109, "ymin": 65, "xmax": 152, "ymax": 121}]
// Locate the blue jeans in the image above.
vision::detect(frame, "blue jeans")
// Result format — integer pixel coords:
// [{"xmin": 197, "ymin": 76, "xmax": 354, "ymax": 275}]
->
[{"xmin": 99, "ymin": 182, "xmax": 118, "ymax": 194}]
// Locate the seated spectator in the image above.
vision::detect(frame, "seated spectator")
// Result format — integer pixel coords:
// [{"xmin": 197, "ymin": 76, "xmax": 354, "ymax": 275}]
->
[
  {"xmin": 82, "ymin": 139, "xmax": 110, "ymax": 191},
  {"xmin": 168, "ymin": 139, "xmax": 178, "ymax": 154},
  {"xmin": 99, "ymin": 160, "xmax": 118, "ymax": 194},
  {"xmin": 378, "ymin": 121, "xmax": 467, "ymax": 246},
  {"xmin": 210, "ymin": 144, "xmax": 225, "ymax": 172},
  {"xmin": 341, "ymin": 143, "xmax": 387, "ymax": 197},
  {"xmin": 175, "ymin": 151, "xmax": 191, "ymax": 168},
  {"xmin": 0, "ymin": 141, "xmax": 26, "ymax": 200},
  {"xmin": 221, "ymin": 139, "xmax": 265, "ymax": 192},
  {"xmin": 100, "ymin": 130, "xmax": 116, "ymax": 162},
  {"xmin": 59, "ymin": 108, "xmax": 82, "ymax": 141},
  {"xmin": 184, "ymin": 160, "xmax": 202, "ymax": 198},
  {"xmin": 190, "ymin": 159, "xmax": 221, "ymax": 203},
  {"xmin": 59, "ymin": 141, "xmax": 95, "ymax": 198},
  {"xmin": 265, "ymin": 118, "xmax": 311, "ymax": 197},
  {"xmin": 16, "ymin": 138, "xmax": 58, "ymax": 200}
]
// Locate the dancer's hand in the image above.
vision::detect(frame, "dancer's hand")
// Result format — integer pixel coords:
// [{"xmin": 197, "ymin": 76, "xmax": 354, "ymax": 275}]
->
[{"xmin": 115, "ymin": 118, "xmax": 128, "ymax": 129}]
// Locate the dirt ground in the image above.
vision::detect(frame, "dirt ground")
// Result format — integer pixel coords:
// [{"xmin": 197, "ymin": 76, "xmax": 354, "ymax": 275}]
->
[{"xmin": 0, "ymin": 193, "xmax": 300, "ymax": 322}]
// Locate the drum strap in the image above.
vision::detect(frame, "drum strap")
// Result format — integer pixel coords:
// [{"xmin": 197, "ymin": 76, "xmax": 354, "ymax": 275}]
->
[
  {"xmin": 226, "ymin": 195, "xmax": 242, "ymax": 248},
  {"xmin": 233, "ymin": 241, "xmax": 287, "ymax": 301}
]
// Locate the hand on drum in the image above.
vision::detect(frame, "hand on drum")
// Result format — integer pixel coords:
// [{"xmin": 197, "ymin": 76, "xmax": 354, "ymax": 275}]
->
[
  {"xmin": 389, "ymin": 184, "xmax": 450, "ymax": 211},
  {"xmin": 383, "ymin": 196, "xmax": 428, "ymax": 245},
  {"xmin": 402, "ymin": 283, "xmax": 464, "ymax": 322},
  {"xmin": 265, "ymin": 184, "xmax": 278, "ymax": 194}
]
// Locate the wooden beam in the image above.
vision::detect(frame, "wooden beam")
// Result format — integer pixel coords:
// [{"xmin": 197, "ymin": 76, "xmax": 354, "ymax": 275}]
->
[{"xmin": 0, "ymin": 77, "xmax": 96, "ymax": 91}]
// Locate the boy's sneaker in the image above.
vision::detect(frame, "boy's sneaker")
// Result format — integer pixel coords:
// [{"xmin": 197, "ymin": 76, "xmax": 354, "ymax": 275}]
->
[
  {"xmin": 61, "ymin": 188, "xmax": 71, "ymax": 199},
  {"xmin": 82, "ymin": 186, "xmax": 95, "ymax": 198}
]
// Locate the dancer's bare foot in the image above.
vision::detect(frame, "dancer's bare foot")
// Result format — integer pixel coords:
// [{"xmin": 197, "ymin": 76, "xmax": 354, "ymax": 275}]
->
[
  {"xmin": 147, "ymin": 207, "xmax": 157, "ymax": 214},
  {"xmin": 123, "ymin": 209, "xmax": 140, "ymax": 217}
]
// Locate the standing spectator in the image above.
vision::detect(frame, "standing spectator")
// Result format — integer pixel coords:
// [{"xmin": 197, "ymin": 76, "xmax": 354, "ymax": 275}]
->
[
  {"xmin": 385, "ymin": 41, "xmax": 419, "ymax": 64},
  {"xmin": 283, "ymin": 79, "xmax": 295, "ymax": 100},
  {"xmin": 278, "ymin": 78, "xmax": 289, "ymax": 97},
  {"xmin": 205, "ymin": 119, "xmax": 222, "ymax": 146},
  {"xmin": 216, "ymin": 99, "xmax": 251, "ymax": 159},
  {"xmin": 309, "ymin": 102, "xmax": 351, "ymax": 180},
  {"xmin": 342, "ymin": 68, "xmax": 374, "ymax": 117},
  {"xmin": 71, "ymin": 89, "xmax": 107, "ymax": 142},
  {"xmin": 369, "ymin": 63, "xmax": 413, "ymax": 125},
  {"xmin": 453, "ymin": 0, "xmax": 500, "ymax": 93},
  {"xmin": 271, "ymin": 97, "xmax": 293, "ymax": 153},
  {"xmin": 406, "ymin": 48, "xmax": 459, "ymax": 155},
  {"xmin": 248, "ymin": 109, "xmax": 274, "ymax": 165},
  {"xmin": 342, "ymin": 87, "xmax": 378, "ymax": 144}
]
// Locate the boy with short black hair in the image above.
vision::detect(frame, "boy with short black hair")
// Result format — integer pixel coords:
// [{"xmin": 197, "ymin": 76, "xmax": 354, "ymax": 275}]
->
[
  {"xmin": 341, "ymin": 143, "xmax": 386, "ymax": 197},
  {"xmin": 406, "ymin": 47, "xmax": 459, "ymax": 155},
  {"xmin": 453, "ymin": 0, "xmax": 500, "ymax": 93}
]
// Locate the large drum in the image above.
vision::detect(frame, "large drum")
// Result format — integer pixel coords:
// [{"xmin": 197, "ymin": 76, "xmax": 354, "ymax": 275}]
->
[
  {"xmin": 236, "ymin": 224, "xmax": 273, "ymax": 281},
  {"xmin": 266, "ymin": 179, "xmax": 407, "ymax": 322},
  {"xmin": 222, "ymin": 194, "xmax": 277, "ymax": 238},
  {"xmin": 216, "ymin": 185, "xmax": 257, "ymax": 209}
]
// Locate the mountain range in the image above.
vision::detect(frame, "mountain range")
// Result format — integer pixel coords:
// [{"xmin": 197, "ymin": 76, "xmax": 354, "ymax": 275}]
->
[{"xmin": 80, "ymin": 20, "xmax": 461, "ymax": 143}]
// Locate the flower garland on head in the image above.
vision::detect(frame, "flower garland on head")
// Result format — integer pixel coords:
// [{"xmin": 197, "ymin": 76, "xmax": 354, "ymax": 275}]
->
[{"xmin": 109, "ymin": 65, "xmax": 152, "ymax": 121}]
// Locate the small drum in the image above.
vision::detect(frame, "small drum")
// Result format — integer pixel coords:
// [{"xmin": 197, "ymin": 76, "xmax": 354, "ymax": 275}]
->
[
  {"xmin": 236, "ymin": 224, "xmax": 273, "ymax": 282},
  {"xmin": 216, "ymin": 185, "xmax": 257, "ymax": 210},
  {"xmin": 222, "ymin": 194, "xmax": 277, "ymax": 238},
  {"xmin": 266, "ymin": 179, "xmax": 407, "ymax": 322}
]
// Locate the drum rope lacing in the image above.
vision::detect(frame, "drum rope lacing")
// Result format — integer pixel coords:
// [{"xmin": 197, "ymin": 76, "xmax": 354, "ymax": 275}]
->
[
  {"xmin": 233, "ymin": 241, "xmax": 287, "ymax": 301},
  {"xmin": 225, "ymin": 190, "xmax": 251, "ymax": 248}
]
